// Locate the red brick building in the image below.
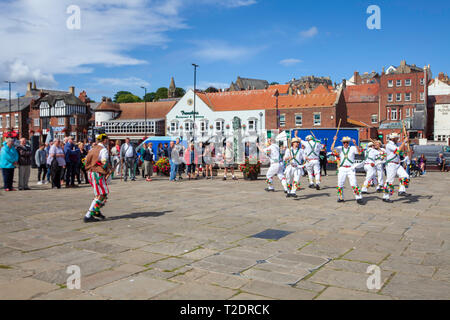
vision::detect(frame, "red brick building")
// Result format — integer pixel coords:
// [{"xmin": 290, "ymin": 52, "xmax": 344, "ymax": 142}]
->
[
  {"xmin": 378, "ymin": 60, "xmax": 431, "ymax": 142},
  {"xmin": 0, "ymin": 97, "xmax": 33, "ymax": 141}
]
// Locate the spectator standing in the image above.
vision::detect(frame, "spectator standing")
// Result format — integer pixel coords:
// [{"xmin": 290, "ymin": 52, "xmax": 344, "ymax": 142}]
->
[
  {"xmin": 163, "ymin": 143, "xmax": 169, "ymax": 157},
  {"xmin": 47, "ymin": 139, "xmax": 66, "ymax": 189},
  {"xmin": 168, "ymin": 141, "xmax": 179, "ymax": 182},
  {"xmin": 436, "ymin": 153, "xmax": 447, "ymax": 172},
  {"xmin": 78, "ymin": 142, "xmax": 89, "ymax": 183},
  {"xmin": 419, "ymin": 154, "xmax": 427, "ymax": 175},
  {"xmin": 35, "ymin": 143, "xmax": 47, "ymax": 185},
  {"xmin": 143, "ymin": 142, "xmax": 155, "ymax": 181},
  {"xmin": 319, "ymin": 146, "xmax": 328, "ymax": 176},
  {"xmin": 111, "ymin": 140, "xmax": 121, "ymax": 177},
  {"xmin": 16, "ymin": 138, "xmax": 32, "ymax": 190},
  {"xmin": 185, "ymin": 143, "xmax": 199, "ymax": 180},
  {"xmin": 176, "ymin": 138, "xmax": 185, "ymax": 180},
  {"xmin": 120, "ymin": 138, "xmax": 137, "ymax": 181},
  {"xmin": 45, "ymin": 142, "xmax": 52, "ymax": 183},
  {"xmin": 64, "ymin": 137, "xmax": 78, "ymax": 188},
  {"xmin": 1, "ymin": 138, "xmax": 19, "ymax": 191},
  {"xmin": 223, "ymin": 141, "xmax": 237, "ymax": 180},
  {"xmin": 203, "ymin": 143, "xmax": 214, "ymax": 179}
]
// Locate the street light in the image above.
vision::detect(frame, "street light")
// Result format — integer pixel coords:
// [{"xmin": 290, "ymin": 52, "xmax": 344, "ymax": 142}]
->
[
  {"xmin": 192, "ymin": 63, "xmax": 199, "ymax": 143},
  {"xmin": 4, "ymin": 81, "xmax": 16, "ymax": 133},
  {"xmin": 140, "ymin": 86, "xmax": 147, "ymax": 138}
]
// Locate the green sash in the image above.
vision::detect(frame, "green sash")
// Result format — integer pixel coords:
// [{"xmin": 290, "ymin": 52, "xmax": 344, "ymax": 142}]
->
[
  {"xmin": 339, "ymin": 147, "xmax": 354, "ymax": 167},
  {"xmin": 307, "ymin": 141, "xmax": 318, "ymax": 157},
  {"xmin": 290, "ymin": 148, "xmax": 301, "ymax": 165}
]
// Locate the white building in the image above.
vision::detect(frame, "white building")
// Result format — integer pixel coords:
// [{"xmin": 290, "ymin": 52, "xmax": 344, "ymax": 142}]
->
[
  {"xmin": 166, "ymin": 89, "xmax": 274, "ymax": 142},
  {"xmin": 429, "ymin": 75, "xmax": 450, "ymax": 95},
  {"xmin": 433, "ymin": 95, "xmax": 450, "ymax": 142}
]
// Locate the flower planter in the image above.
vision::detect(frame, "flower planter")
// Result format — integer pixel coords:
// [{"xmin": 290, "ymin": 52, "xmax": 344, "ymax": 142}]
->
[{"xmin": 244, "ymin": 171, "xmax": 258, "ymax": 180}]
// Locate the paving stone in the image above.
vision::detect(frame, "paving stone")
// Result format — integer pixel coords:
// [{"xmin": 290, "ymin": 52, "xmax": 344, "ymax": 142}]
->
[
  {"xmin": 0, "ymin": 278, "xmax": 59, "ymax": 299},
  {"xmin": 380, "ymin": 256, "xmax": 436, "ymax": 277},
  {"xmin": 316, "ymin": 287, "xmax": 393, "ymax": 300},
  {"xmin": 181, "ymin": 248, "xmax": 217, "ymax": 260},
  {"xmin": 240, "ymin": 280, "xmax": 316, "ymax": 300},
  {"xmin": 342, "ymin": 248, "xmax": 388, "ymax": 264},
  {"xmin": 229, "ymin": 293, "xmax": 274, "ymax": 300},
  {"xmin": 242, "ymin": 268, "xmax": 307, "ymax": 285},
  {"xmin": 93, "ymin": 275, "xmax": 179, "ymax": 299},
  {"xmin": 152, "ymin": 282, "xmax": 236, "ymax": 300},
  {"xmin": 110, "ymin": 250, "xmax": 168, "ymax": 266},
  {"xmin": 381, "ymin": 273, "xmax": 450, "ymax": 300},
  {"xmin": 148, "ymin": 257, "xmax": 194, "ymax": 272},
  {"xmin": 197, "ymin": 271, "xmax": 249, "ymax": 289}
]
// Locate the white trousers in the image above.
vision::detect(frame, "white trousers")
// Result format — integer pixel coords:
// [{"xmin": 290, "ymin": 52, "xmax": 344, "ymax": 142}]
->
[
  {"xmin": 266, "ymin": 163, "xmax": 287, "ymax": 191},
  {"xmin": 376, "ymin": 164, "xmax": 384, "ymax": 189},
  {"xmin": 337, "ymin": 167, "xmax": 362, "ymax": 200},
  {"xmin": 284, "ymin": 165, "xmax": 303, "ymax": 194},
  {"xmin": 305, "ymin": 159, "xmax": 321, "ymax": 185},
  {"xmin": 362, "ymin": 164, "xmax": 377, "ymax": 192},
  {"xmin": 383, "ymin": 163, "xmax": 409, "ymax": 199}
]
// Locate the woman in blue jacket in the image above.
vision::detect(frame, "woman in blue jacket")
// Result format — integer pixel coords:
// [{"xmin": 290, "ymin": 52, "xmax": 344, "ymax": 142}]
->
[{"xmin": 0, "ymin": 138, "xmax": 19, "ymax": 191}]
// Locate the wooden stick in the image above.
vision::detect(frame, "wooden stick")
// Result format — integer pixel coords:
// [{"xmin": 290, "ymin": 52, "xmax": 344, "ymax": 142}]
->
[
  {"xmin": 331, "ymin": 118, "xmax": 342, "ymax": 151},
  {"xmin": 401, "ymin": 120, "xmax": 411, "ymax": 153},
  {"xmin": 310, "ymin": 130, "xmax": 317, "ymax": 140}
]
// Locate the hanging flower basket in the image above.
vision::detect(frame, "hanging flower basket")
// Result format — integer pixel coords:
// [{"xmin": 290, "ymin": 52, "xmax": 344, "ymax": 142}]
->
[
  {"xmin": 209, "ymin": 125, "xmax": 213, "ymax": 129},
  {"xmin": 242, "ymin": 124, "xmax": 247, "ymax": 129},
  {"xmin": 226, "ymin": 124, "xmax": 230, "ymax": 129}
]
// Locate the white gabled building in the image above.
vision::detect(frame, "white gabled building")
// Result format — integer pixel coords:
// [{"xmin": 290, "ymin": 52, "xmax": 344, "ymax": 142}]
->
[{"xmin": 166, "ymin": 89, "xmax": 274, "ymax": 142}]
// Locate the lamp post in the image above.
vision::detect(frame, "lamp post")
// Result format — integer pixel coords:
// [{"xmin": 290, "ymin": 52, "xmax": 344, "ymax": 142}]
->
[
  {"xmin": 16, "ymin": 92, "xmax": 20, "ymax": 136},
  {"xmin": 141, "ymin": 86, "xmax": 147, "ymax": 138},
  {"xmin": 274, "ymin": 89, "xmax": 280, "ymax": 130},
  {"xmin": 4, "ymin": 81, "xmax": 16, "ymax": 134},
  {"xmin": 192, "ymin": 63, "xmax": 199, "ymax": 143}
]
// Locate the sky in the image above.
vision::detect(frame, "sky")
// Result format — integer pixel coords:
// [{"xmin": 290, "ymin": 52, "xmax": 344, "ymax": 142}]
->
[{"xmin": 1, "ymin": 0, "xmax": 449, "ymax": 101}]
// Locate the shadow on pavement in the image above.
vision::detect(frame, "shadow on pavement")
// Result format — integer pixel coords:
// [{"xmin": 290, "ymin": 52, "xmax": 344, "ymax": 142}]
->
[
  {"xmin": 394, "ymin": 195, "xmax": 433, "ymax": 204},
  {"xmin": 107, "ymin": 210, "xmax": 172, "ymax": 221},
  {"xmin": 293, "ymin": 193, "xmax": 330, "ymax": 200}
]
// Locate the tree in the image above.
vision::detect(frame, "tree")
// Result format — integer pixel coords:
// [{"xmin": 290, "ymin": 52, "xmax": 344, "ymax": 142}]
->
[
  {"xmin": 154, "ymin": 87, "xmax": 168, "ymax": 101},
  {"xmin": 113, "ymin": 91, "xmax": 132, "ymax": 102},
  {"xmin": 205, "ymin": 87, "xmax": 219, "ymax": 93},
  {"xmin": 270, "ymin": 82, "xmax": 279, "ymax": 85},
  {"xmin": 144, "ymin": 92, "xmax": 156, "ymax": 102},
  {"xmin": 116, "ymin": 93, "xmax": 142, "ymax": 103},
  {"xmin": 175, "ymin": 87, "xmax": 186, "ymax": 97}
]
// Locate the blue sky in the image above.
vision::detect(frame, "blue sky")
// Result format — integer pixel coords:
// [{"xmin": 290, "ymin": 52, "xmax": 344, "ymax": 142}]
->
[{"xmin": 1, "ymin": 0, "xmax": 449, "ymax": 101}]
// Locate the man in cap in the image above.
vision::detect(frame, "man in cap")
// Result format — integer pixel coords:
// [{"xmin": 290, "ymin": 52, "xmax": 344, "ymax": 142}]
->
[
  {"xmin": 299, "ymin": 135, "xmax": 323, "ymax": 190},
  {"xmin": 259, "ymin": 138, "xmax": 288, "ymax": 193},
  {"xmin": 283, "ymin": 137, "xmax": 305, "ymax": 198},
  {"xmin": 332, "ymin": 136, "xmax": 364, "ymax": 204},
  {"xmin": 361, "ymin": 142, "xmax": 379, "ymax": 194},
  {"xmin": 83, "ymin": 134, "xmax": 111, "ymax": 222},
  {"xmin": 382, "ymin": 133, "xmax": 410, "ymax": 203}
]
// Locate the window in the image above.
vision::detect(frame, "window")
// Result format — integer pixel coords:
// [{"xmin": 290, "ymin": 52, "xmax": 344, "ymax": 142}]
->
[
  {"xmin": 420, "ymin": 92, "xmax": 425, "ymax": 101},
  {"xmin": 295, "ymin": 113, "xmax": 303, "ymax": 126},
  {"xmin": 371, "ymin": 114, "xmax": 378, "ymax": 124},
  {"xmin": 396, "ymin": 80, "xmax": 402, "ymax": 87},
  {"xmin": 405, "ymin": 79, "xmax": 411, "ymax": 86},
  {"xmin": 388, "ymin": 80, "xmax": 394, "ymax": 87},
  {"xmin": 6, "ymin": 115, "xmax": 10, "ymax": 128},
  {"xmin": 248, "ymin": 119, "xmax": 256, "ymax": 131},
  {"xmin": 396, "ymin": 93, "xmax": 402, "ymax": 102},
  {"xmin": 313, "ymin": 113, "xmax": 321, "ymax": 126},
  {"xmin": 14, "ymin": 114, "xmax": 19, "ymax": 127},
  {"xmin": 70, "ymin": 117, "xmax": 76, "ymax": 125},
  {"xmin": 170, "ymin": 121, "xmax": 178, "ymax": 132},
  {"xmin": 420, "ymin": 78, "xmax": 425, "ymax": 86},
  {"xmin": 279, "ymin": 114, "xmax": 286, "ymax": 127},
  {"xmin": 34, "ymin": 118, "xmax": 40, "ymax": 127},
  {"xmin": 405, "ymin": 93, "xmax": 411, "ymax": 101},
  {"xmin": 0, "ymin": 116, "xmax": 2, "ymax": 128},
  {"xmin": 58, "ymin": 117, "xmax": 65, "ymax": 126},
  {"xmin": 215, "ymin": 120, "xmax": 224, "ymax": 133},
  {"xmin": 388, "ymin": 94, "xmax": 393, "ymax": 102},
  {"xmin": 406, "ymin": 108, "xmax": 410, "ymax": 118},
  {"xmin": 391, "ymin": 108, "xmax": 398, "ymax": 120},
  {"xmin": 184, "ymin": 121, "xmax": 193, "ymax": 133}
]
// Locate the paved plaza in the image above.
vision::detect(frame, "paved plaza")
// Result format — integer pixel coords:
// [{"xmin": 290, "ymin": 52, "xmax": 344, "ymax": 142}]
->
[{"xmin": 0, "ymin": 170, "xmax": 450, "ymax": 300}]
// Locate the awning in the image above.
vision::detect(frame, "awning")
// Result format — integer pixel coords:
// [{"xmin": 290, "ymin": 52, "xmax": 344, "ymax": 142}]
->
[{"xmin": 347, "ymin": 118, "xmax": 372, "ymax": 128}]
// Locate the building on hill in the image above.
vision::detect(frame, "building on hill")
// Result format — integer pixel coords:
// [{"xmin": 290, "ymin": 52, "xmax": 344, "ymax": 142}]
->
[
  {"xmin": 0, "ymin": 96, "xmax": 34, "ymax": 140},
  {"xmin": 346, "ymin": 71, "xmax": 380, "ymax": 86},
  {"xmin": 229, "ymin": 76, "xmax": 269, "ymax": 91},
  {"xmin": 287, "ymin": 76, "xmax": 333, "ymax": 95},
  {"xmin": 25, "ymin": 81, "xmax": 74, "ymax": 97}
]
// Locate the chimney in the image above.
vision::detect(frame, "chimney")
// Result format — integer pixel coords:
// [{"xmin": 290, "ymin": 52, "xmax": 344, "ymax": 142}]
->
[
  {"xmin": 342, "ymin": 79, "xmax": 347, "ymax": 89},
  {"xmin": 382, "ymin": 67, "xmax": 385, "ymax": 74},
  {"xmin": 27, "ymin": 82, "xmax": 32, "ymax": 92},
  {"xmin": 69, "ymin": 86, "xmax": 75, "ymax": 95},
  {"xmin": 400, "ymin": 60, "xmax": 406, "ymax": 66}
]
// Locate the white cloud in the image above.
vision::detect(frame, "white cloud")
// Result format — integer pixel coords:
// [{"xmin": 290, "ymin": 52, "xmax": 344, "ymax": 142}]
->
[
  {"xmin": 280, "ymin": 58, "xmax": 302, "ymax": 66},
  {"xmin": 0, "ymin": 90, "xmax": 19, "ymax": 100},
  {"xmin": 299, "ymin": 26, "xmax": 319, "ymax": 39},
  {"xmin": 193, "ymin": 40, "xmax": 261, "ymax": 62},
  {"xmin": 213, "ymin": 0, "xmax": 257, "ymax": 7},
  {"xmin": 184, "ymin": 81, "xmax": 229, "ymax": 91},
  {"xmin": 94, "ymin": 77, "xmax": 150, "ymax": 88}
]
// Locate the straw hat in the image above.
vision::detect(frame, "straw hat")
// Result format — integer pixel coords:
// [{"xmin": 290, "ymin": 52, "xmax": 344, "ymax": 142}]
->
[
  {"xmin": 388, "ymin": 133, "xmax": 400, "ymax": 140},
  {"xmin": 341, "ymin": 136, "xmax": 351, "ymax": 143},
  {"xmin": 305, "ymin": 135, "xmax": 313, "ymax": 141},
  {"xmin": 291, "ymin": 137, "xmax": 301, "ymax": 145}
]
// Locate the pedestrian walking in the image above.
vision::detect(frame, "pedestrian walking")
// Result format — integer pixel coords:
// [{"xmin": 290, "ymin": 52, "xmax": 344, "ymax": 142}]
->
[
  {"xmin": 143, "ymin": 142, "xmax": 155, "ymax": 181},
  {"xmin": 35, "ymin": 143, "xmax": 48, "ymax": 185},
  {"xmin": 223, "ymin": 141, "xmax": 237, "ymax": 180},
  {"xmin": 47, "ymin": 139, "xmax": 66, "ymax": 189},
  {"xmin": 120, "ymin": 138, "xmax": 137, "ymax": 181}
]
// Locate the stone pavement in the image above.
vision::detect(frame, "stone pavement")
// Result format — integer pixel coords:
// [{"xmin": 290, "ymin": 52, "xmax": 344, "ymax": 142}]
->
[{"xmin": 0, "ymin": 170, "xmax": 449, "ymax": 300}]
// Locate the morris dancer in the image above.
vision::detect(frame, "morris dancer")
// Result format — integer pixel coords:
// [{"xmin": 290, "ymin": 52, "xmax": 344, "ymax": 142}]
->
[
  {"xmin": 259, "ymin": 138, "xmax": 288, "ymax": 193},
  {"xmin": 332, "ymin": 136, "xmax": 364, "ymax": 204},
  {"xmin": 84, "ymin": 134, "xmax": 111, "ymax": 223},
  {"xmin": 300, "ymin": 135, "xmax": 322, "ymax": 190},
  {"xmin": 382, "ymin": 133, "xmax": 410, "ymax": 203},
  {"xmin": 374, "ymin": 140, "xmax": 386, "ymax": 193},
  {"xmin": 283, "ymin": 137, "xmax": 305, "ymax": 198},
  {"xmin": 361, "ymin": 142, "xmax": 379, "ymax": 194}
]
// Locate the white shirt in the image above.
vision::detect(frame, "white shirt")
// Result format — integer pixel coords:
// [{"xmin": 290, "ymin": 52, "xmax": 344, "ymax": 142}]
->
[
  {"xmin": 335, "ymin": 146, "xmax": 358, "ymax": 167},
  {"xmin": 364, "ymin": 147, "xmax": 379, "ymax": 165},
  {"xmin": 284, "ymin": 147, "xmax": 304, "ymax": 167},
  {"xmin": 124, "ymin": 143, "xmax": 134, "ymax": 158},
  {"xmin": 98, "ymin": 143, "xmax": 109, "ymax": 163},
  {"xmin": 385, "ymin": 141, "xmax": 400, "ymax": 164},
  {"xmin": 301, "ymin": 140, "xmax": 322, "ymax": 160},
  {"xmin": 264, "ymin": 144, "xmax": 281, "ymax": 165}
]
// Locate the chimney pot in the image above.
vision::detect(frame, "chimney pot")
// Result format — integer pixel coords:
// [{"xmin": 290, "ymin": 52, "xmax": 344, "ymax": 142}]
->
[
  {"xmin": 27, "ymin": 82, "xmax": 32, "ymax": 92},
  {"xmin": 69, "ymin": 86, "xmax": 75, "ymax": 95}
]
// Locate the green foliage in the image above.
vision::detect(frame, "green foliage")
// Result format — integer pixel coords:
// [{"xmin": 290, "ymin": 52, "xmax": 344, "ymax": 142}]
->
[
  {"xmin": 113, "ymin": 91, "xmax": 132, "ymax": 102},
  {"xmin": 144, "ymin": 92, "xmax": 156, "ymax": 102},
  {"xmin": 175, "ymin": 87, "xmax": 186, "ymax": 97},
  {"xmin": 270, "ymin": 82, "xmax": 279, "ymax": 85},
  {"xmin": 154, "ymin": 87, "xmax": 168, "ymax": 101},
  {"xmin": 116, "ymin": 93, "xmax": 142, "ymax": 103},
  {"xmin": 205, "ymin": 87, "xmax": 219, "ymax": 93}
]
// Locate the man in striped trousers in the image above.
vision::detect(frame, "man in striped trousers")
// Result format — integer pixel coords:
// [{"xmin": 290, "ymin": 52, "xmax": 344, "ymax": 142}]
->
[{"xmin": 84, "ymin": 134, "xmax": 111, "ymax": 223}]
